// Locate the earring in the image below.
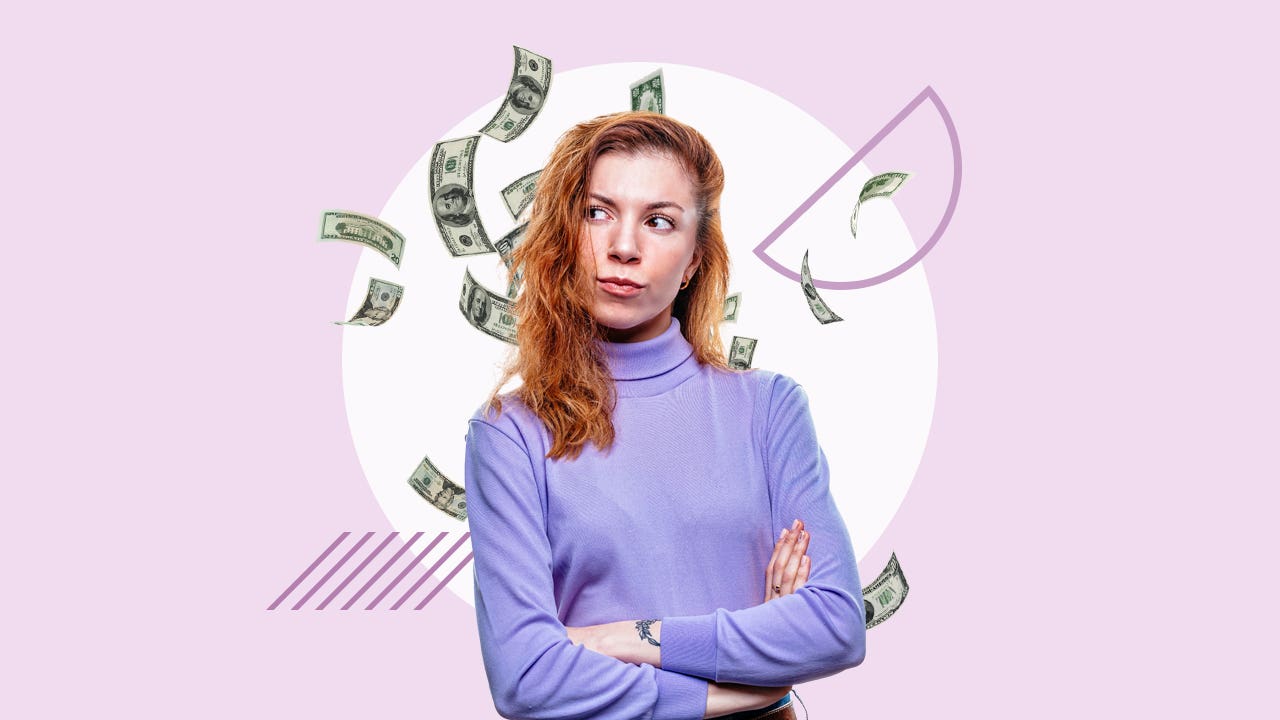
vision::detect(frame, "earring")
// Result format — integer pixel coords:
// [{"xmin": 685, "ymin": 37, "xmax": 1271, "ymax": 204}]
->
[{"xmin": 679, "ymin": 277, "xmax": 691, "ymax": 290}]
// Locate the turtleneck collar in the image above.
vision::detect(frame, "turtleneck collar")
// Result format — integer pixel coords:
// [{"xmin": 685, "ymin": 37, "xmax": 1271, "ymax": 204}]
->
[{"xmin": 597, "ymin": 317, "xmax": 701, "ymax": 398}]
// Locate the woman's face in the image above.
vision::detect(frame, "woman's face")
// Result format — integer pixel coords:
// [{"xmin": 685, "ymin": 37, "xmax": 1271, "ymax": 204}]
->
[{"xmin": 579, "ymin": 151, "xmax": 701, "ymax": 343}]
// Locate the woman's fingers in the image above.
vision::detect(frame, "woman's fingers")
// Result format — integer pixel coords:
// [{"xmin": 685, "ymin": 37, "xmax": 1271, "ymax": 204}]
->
[
  {"xmin": 762, "ymin": 520, "xmax": 793, "ymax": 599},
  {"xmin": 769, "ymin": 519, "xmax": 803, "ymax": 599},
  {"xmin": 780, "ymin": 524, "xmax": 809, "ymax": 594}
]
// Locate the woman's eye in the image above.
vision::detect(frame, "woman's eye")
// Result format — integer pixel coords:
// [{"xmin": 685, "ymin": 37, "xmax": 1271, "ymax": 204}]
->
[
  {"xmin": 586, "ymin": 206, "xmax": 609, "ymax": 221},
  {"xmin": 647, "ymin": 215, "xmax": 675, "ymax": 230}
]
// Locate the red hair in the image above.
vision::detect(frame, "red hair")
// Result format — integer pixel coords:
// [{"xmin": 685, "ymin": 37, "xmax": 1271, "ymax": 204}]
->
[{"xmin": 485, "ymin": 111, "xmax": 733, "ymax": 460}]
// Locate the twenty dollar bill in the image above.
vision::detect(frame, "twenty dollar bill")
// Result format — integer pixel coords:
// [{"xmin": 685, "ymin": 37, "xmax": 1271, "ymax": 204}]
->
[
  {"xmin": 408, "ymin": 454, "xmax": 467, "ymax": 522},
  {"xmin": 318, "ymin": 211, "xmax": 405, "ymax": 268}
]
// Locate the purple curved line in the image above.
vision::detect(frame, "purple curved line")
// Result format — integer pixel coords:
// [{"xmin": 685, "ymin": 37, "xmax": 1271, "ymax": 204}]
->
[{"xmin": 751, "ymin": 86, "xmax": 963, "ymax": 289}]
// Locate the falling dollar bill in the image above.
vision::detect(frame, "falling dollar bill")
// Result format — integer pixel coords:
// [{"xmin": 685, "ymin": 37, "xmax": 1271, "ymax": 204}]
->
[
  {"xmin": 862, "ymin": 552, "xmax": 909, "ymax": 629},
  {"xmin": 430, "ymin": 136, "xmax": 496, "ymax": 257},
  {"xmin": 335, "ymin": 278, "xmax": 403, "ymax": 327},
  {"xmin": 460, "ymin": 267, "xmax": 518, "ymax": 345},
  {"xmin": 850, "ymin": 171, "xmax": 911, "ymax": 239},
  {"xmin": 408, "ymin": 454, "xmax": 467, "ymax": 522},
  {"xmin": 480, "ymin": 46, "xmax": 553, "ymax": 142},
  {"xmin": 728, "ymin": 336, "xmax": 757, "ymax": 370},
  {"xmin": 629, "ymin": 68, "xmax": 665, "ymax": 113},
  {"xmin": 318, "ymin": 210, "xmax": 405, "ymax": 268},
  {"xmin": 722, "ymin": 292, "xmax": 742, "ymax": 322},
  {"xmin": 494, "ymin": 222, "xmax": 528, "ymax": 271},
  {"xmin": 501, "ymin": 170, "xmax": 540, "ymax": 220},
  {"xmin": 800, "ymin": 250, "xmax": 843, "ymax": 324},
  {"xmin": 494, "ymin": 223, "xmax": 528, "ymax": 298}
]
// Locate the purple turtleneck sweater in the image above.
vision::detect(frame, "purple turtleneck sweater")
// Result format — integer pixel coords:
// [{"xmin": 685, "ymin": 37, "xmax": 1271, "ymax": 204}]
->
[{"xmin": 465, "ymin": 317, "xmax": 865, "ymax": 720}]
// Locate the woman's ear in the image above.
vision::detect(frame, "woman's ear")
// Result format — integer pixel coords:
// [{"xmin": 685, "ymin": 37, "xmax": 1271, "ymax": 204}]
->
[{"xmin": 687, "ymin": 247, "xmax": 704, "ymax": 277}]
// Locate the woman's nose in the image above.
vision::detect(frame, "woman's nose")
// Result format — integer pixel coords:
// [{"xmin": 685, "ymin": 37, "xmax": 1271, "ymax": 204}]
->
[{"xmin": 607, "ymin": 221, "xmax": 640, "ymax": 263}]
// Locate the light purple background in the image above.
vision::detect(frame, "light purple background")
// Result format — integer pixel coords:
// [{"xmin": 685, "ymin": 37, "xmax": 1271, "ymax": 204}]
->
[{"xmin": 5, "ymin": 2, "xmax": 1276, "ymax": 717}]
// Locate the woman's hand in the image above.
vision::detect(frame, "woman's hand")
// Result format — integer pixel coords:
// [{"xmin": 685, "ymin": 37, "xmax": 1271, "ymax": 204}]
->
[{"xmin": 763, "ymin": 518, "xmax": 811, "ymax": 603}]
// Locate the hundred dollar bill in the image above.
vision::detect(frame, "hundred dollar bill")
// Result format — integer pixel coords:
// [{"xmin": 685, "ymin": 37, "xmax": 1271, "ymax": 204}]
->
[
  {"xmin": 408, "ymin": 454, "xmax": 467, "ymax": 522},
  {"xmin": 629, "ymin": 68, "xmax": 665, "ymax": 113},
  {"xmin": 318, "ymin": 210, "xmax": 405, "ymax": 268},
  {"xmin": 728, "ymin": 336, "xmax": 757, "ymax": 370},
  {"xmin": 501, "ymin": 170, "xmax": 540, "ymax": 219},
  {"xmin": 460, "ymin": 267, "xmax": 518, "ymax": 344},
  {"xmin": 335, "ymin": 278, "xmax": 403, "ymax": 327},
  {"xmin": 480, "ymin": 46, "xmax": 553, "ymax": 142},
  {"xmin": 800, "ymin": 249, "xmax": 843, "ymax": 324},
  {"xmin": 862, "ymin": 552, "xmax": 909, "ymax": 629},
  {"xmin": 430, "ymin": 136, "xmax": 496, "ymax": 257},
  {"xmin": 722, "ymin": 291, "xmax": 742, "ymax": 322},
  {"xmin": 850, "ymin": 171, "xmax": 911, "ymax": 239}
]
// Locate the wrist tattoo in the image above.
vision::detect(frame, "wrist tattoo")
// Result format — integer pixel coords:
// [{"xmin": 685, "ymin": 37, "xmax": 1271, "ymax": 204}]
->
[{"xmin": 635, "ymin": 619, "xmax": 661, "ymax": 646}]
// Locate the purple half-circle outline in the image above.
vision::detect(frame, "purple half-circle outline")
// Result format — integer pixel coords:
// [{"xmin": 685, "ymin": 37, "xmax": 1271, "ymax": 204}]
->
[{"xmin": 751, "ymin": 86, "xmax": 963, "ymax": 289}]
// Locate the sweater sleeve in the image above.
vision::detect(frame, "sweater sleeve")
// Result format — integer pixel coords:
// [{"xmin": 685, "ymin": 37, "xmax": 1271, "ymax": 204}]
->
[
  {"xmin": 466, "ymin": 416, "xmax": 710, "ymax": 720},
  {"xmin": 658, "ymin": 375, "xmax": 867, "ymax": 686}
]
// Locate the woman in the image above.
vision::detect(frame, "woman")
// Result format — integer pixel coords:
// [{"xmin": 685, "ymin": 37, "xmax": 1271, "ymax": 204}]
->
[{"xmin": 465, "ymin": 111, "xmax": 866, "ymax": 720}]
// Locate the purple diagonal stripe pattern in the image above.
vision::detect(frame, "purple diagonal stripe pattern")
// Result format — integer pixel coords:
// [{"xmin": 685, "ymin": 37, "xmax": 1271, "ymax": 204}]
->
[
  {"xmin": 342, "ymin": 531, "xmax": 425, "ymax": 610},
  {"xmin": 365, "ymin": 532, "xmax": 448, "ymax": 610},
  {"xmin": 291, "ymin": 531, "xmax": 376, "ymax": 610},
  {"xmin": 316, "ymin": 531, "xmax": 401, "ymax": 610},
  {"xmin": 267, "ymin": 531, "xmax": 350, "ymax": 610},
  {"xmin": 414, "ymin": 551, "xmax": 474, "ymax": 610},
  {"xmin": 272, "ymin": 532, "xmax": 478, "ymax": 610},
  {"xmin": 390, "ymin": 532, "xmax": 471, "ymax": 610}
]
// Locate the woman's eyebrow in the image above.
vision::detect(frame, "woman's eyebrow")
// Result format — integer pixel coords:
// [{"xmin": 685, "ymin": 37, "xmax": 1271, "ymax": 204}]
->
[{"xmin": 589, "ymin": 193, "xmax": 686, "ymax": 214}]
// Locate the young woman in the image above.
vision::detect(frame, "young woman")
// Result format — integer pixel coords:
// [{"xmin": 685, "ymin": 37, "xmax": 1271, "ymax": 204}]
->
[{"xmin": 465, "ymin": 111, "xmax": 866, "ymax": 720}]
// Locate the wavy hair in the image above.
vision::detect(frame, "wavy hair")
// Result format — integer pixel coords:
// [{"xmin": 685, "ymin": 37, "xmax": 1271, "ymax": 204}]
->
[{"xmin": 484, "ymin": 111, "xmax": 733, "ymax": 460}]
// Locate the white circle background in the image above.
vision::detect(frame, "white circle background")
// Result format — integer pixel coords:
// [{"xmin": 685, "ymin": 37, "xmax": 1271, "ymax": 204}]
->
[{"xmin": 342, "ymin": 62, "xmax": 937, "ymax": 605}]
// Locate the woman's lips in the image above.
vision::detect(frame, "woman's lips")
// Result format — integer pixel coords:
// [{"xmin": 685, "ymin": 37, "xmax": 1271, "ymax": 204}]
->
[{"xmin": 598, "ymin": 279, "xmax": 643, "ymax": 297}]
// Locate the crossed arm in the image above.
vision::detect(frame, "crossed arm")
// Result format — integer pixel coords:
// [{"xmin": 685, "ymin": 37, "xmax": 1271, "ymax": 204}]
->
[
  {"xmin": 565, "ymin": 520, "xmax": 814, "ymax": 717},
  {"xmin": 466, "ymin": 377, "xmax": 862, "ymax": 719},
  {"xmin": 565, "ymin": 518, "xmax": 813, "ymax": 665}
]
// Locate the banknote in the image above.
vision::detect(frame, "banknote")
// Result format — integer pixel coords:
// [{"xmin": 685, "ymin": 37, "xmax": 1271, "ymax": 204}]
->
[
  {"xmin": 318, "ymin": 210, "xmax": 405, "ymax": 268},
  {"xmin": 430, "ymin": 136, "xmax": 496, "ymax": 257},
  {"xmin": 335, "ymin": 278, "xmax": 403, "ymax": 327},
  {"xmin": 494, "ymin": 222, "xmax": 528, "ymax": 271},
  {"xmin": 722, "ymin": 291, "xmax": 741, "ymax": 322},
  {"xmin": 408, "ymin": 454, "xmax": 467, "ymax": 522},
  {"xmin": 495, "ymin": 223, "xmax": 528, "ymax": 298},
  {"xmin": 850, "ymin": 171, "xmax": 911, "ymax": 239},
  {"xmin": 480, "ymin": 46, "xmax": 553, "ymax": 142},
  {"xmin": 629, "ymin": 68, "xmax": 665, "ymax": 113},
  {"xmin": 461, "ymin": 267, "xmax": 518, "ymax": 344},
  {"xmin": 862, "ymin": 552, "xmax": 909, "ymax": 629},
  {"xmin": 728, "ymin": 336, "xmax": 757, "ymax": 370},
  {"xmin": 501, "ymin": 170, "xmax": 540, "ymax": 219},
  {"xmin": 800, "ymin": 250, "xmax": 843, "ymax": 324}
]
